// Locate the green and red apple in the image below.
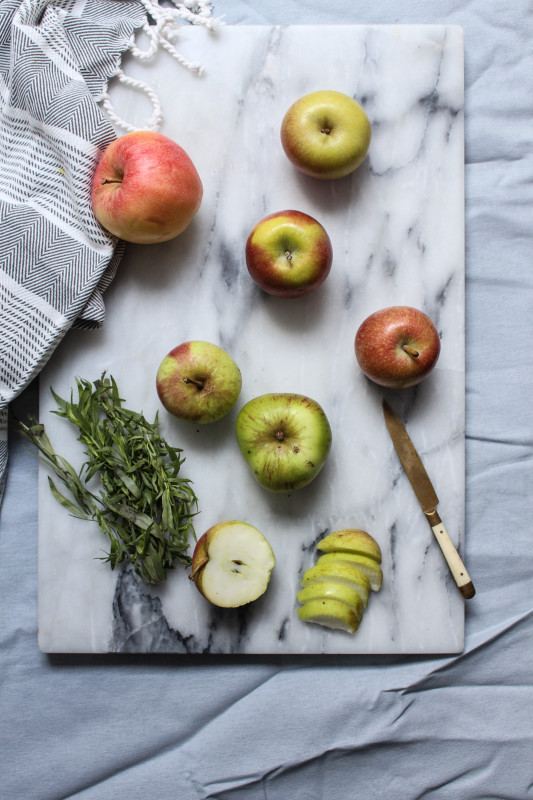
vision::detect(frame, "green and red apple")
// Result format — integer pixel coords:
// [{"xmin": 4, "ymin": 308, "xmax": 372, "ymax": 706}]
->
[
  {"xmin": 91, "ymin": 130, "xmax": 203, "ymax": 244},
  {"xmin": 245, "ymin": 210, "xmax": 333, "ymax": 297},
  {"xmin": 235, "ymin": 393, "xmax": 332, "ymax": 492},
  {"xmin": 156, "ymin": 340, "xmax": 242, "ymax": 423},
  {"xmin": 189, "ymin": 520, "xmax": 275, "ymax": 608},
  {"xmin": 355, "ymin": 305, "xmax": 441, "ymax": 389},
  {"xmin": 280, "ymin": 90, "xmax": 372, "ymax": 179}
]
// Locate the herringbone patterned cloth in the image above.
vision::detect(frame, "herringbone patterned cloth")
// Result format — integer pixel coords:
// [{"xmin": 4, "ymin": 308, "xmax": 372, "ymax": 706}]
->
[{"xmin": 0, "ymin": 0, "xmax": 146, "ymax": 499}]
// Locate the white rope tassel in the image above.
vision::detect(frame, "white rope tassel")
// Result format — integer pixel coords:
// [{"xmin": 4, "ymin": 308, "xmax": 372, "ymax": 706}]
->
[
  {"xmin": 101, "ymin": 69, "xmax": 163, "ymax": 132},
  {"xmin": 100, "ymin": 0, "xmax": 221, "ymax": 133}
]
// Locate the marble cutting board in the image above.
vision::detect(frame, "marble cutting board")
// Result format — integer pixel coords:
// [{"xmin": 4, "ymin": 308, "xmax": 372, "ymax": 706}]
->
[{"xmin": 37, "ymin": 24, "xmax": 466, "ymax": 654}]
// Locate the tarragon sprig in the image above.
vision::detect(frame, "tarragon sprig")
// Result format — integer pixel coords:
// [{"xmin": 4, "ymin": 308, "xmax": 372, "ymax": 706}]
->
[{"xmin": 20, "ymin": 374, "xmax": 198, "ymax": 584}]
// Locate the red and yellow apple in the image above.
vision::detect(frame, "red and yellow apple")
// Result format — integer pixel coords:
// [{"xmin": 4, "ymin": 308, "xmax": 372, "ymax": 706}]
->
[
  {"xmin": 156, "ymin": 340, "xmax": 242, "ymax": 423},
  {"xmin": 355, "ymin": 306, "xmax": 441, "ymax": 389},
  {"xmin": 245, "ymin": 210, "xmax": 333, "ymax": 298},
  {"xmin": 91, "ymin": 130, "xmax": 203, "ymax": 244},
  {"xmin": 189, "ymin": 520, "xmax": 276, "ymax": 608},
  {"xmin": 280, "ymin": 90, "xmax": 372, "ymax": 180}
]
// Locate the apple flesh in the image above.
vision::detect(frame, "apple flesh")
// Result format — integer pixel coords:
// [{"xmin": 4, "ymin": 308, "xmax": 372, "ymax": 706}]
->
[
  {"xmin": 354, "ymin": 305, "xmax": 441, "ymax": 389},
  {"xmin": 280, "ymin": 90, "xmax": 371, "ymax": 179},
  {"xmin": 190, "ymin": 520, "xmax": 275, "ymax": 608},
  {"xmin": 235, "ymin": 393, "xmax": 332, "ymax": 492},
  {"xmin": 245, "ymin": 210, "xmax": 333, "ymax": 298},
  {"xmin": 156, "ymin": 340, "xmax": 242, "ymax": 423},
  {"xmin": 91, "ymin": 130, "xmax": 203, "ymax": 244}
]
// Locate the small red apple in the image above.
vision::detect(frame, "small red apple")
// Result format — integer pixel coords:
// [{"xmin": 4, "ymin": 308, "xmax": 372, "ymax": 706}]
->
[
  {"xmin": 245, "ymin": 210, "xmax": 333, "ymax": 298},
  {"xmin": 156, "ymin": 340, "xmax": 242, "ymax": 424},
  {"xmin": 354, "ymin": 306, "xmax": 441, "ymax": 388},
  {"xmin": 91, "ymin": 130, "xmax": 203, "ymax": 244}
]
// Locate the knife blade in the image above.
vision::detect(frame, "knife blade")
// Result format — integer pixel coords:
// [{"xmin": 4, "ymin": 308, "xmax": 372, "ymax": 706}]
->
[{"xmin": 382, "ymin": 399, "xmax": 475, "ymax": 599}]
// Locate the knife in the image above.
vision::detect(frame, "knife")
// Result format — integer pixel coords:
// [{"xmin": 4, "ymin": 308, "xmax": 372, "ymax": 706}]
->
[{"xmin": 382, "ymin": 399, "xmax": 475, "ymax": 599}]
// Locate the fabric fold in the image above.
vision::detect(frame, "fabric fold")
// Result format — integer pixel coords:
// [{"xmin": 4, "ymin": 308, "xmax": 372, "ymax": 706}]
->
[{"xmin": 0, "ymin": 0, "xmax": 146, "ymax": 498}]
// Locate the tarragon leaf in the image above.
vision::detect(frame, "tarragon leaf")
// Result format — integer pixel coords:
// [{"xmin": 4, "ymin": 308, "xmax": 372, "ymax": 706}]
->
[{"xmin": 20, "ymin": 373, "xmax": 198, "ymax": 584}]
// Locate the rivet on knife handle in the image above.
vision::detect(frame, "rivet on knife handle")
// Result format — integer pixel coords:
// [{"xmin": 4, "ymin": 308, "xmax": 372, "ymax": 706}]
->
[
  {"xmin": 425, "ymin": 510, "xmax": 475, "ymax": 598},
  {"xmin": 382, "ymin": 399, "xmax": 475, "ymax": 599}
]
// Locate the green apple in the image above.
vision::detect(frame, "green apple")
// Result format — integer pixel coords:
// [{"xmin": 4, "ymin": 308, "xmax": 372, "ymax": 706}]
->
[
  {"xmin": 297, "ymin": 598, "xmax": 363, "ymax": 635},
  {"xmin": 280, "ymin": 90, "xmax": 371, "ymax": 179},
  {"xmin": 297, "ymin": 580, "xmax": 364, "ymax": 613},
  {"xmin": 316, "ymin": 552, "xmax": 383, "ymax": 591},
  {"xmin": 234, "ymin": 393, "xmax": 332, "ymax": 492},
  {"xmin": 189, "ymin": 520, "xmax": 275, "ymax": 608},
  {"xmin": 156, "ymin": 340, "xmax": 242, "ymax": 423},
  {"xmin": 245, "ymin": 209, "xmax": 333, "ymax": 298},
  {"xmin": 301, "ymin": 561, "xmax": 370, "ymax": 608},
  {"xmin": 317, "ymin": 529, "xmax": 382, "ymax": 563}
]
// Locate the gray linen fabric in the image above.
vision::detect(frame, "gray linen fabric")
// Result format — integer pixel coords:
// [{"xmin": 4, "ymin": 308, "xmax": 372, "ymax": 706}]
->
[{"xmin": 1, "ymin": 2, "xmax": 532, "ymax": 799}]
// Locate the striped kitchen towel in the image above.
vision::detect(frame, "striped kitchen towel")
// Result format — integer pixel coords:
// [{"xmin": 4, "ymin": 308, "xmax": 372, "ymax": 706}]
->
[
  {"xmin": 0, "ymin": 0, "xmax": 216, "ymax": 500},
  {"xmin": 0, "ymin": 0, "xmax": 149, "ymax": 499}
]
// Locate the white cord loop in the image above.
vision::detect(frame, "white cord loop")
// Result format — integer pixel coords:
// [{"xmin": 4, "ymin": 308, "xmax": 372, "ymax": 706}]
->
[{"xmin": 100, "ymin": 0, "xmax": 221, "ymax": 133}]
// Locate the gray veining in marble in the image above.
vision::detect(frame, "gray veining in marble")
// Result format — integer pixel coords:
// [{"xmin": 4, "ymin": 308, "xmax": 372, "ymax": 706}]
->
[{"xmin": 37, "ymin": 25, "xmax": 465, "ymax": 654}]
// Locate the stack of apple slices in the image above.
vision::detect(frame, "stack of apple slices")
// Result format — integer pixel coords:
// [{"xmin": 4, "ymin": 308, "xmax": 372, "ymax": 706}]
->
[{"xmin": 297, "ymin": 529, "xmax": 383, "ymax": 635}]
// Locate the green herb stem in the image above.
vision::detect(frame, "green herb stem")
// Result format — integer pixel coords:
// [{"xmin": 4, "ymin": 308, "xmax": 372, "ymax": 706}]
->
[{"xmin": 20, "ymin": 374, "xmax": 198, "ymax": 584}]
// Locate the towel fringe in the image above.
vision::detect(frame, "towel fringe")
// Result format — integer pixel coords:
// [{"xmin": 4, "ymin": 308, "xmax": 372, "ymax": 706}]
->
[{"xmin": 100, "ymin": 0, "xmax": 221, "ymax": 132}]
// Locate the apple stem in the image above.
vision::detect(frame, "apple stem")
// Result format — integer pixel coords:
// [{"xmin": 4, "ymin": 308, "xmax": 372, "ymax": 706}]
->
[
  {"xmin": 402, "ymin": 344, "xmax": 420, "ymax": 358},
  {"xmin": 275, "ymin": 430, "xmax": 285, "ymax": 442},
  {"xmin": 321, "ymin": 127, "xmax": 331, "ymax": 135},
  {"xmin": 284, "ymin": 250, "xmax": 293, "ymax": 262},
  {"xmin": 100, "ymin": 178, "xmax": 122, "ymax": 185},
  {"xmin": 183, "ymin": 376, "xmax": 205, "ymax": 390}
]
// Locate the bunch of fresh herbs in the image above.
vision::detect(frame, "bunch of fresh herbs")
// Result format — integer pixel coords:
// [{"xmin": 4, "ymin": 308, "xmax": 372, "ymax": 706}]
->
[{"xmin": 20, "ymin": 374, "xmax": 198, "ymax": 584}]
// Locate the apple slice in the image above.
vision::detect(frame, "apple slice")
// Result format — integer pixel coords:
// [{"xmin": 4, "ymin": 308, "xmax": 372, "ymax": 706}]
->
[
  {"xmin": 317, "ymin": 529, "xmax": 382, "ymax": 564},
  {"xmin": 301, "ymin": 562, "xmax": 371, "ymax": 608},
  {"xmin": 297, "ymin": 598, "xmax": 363, "ymax": 634},
  {"xmin": 189, "ymin": 520, "xmax": 275, "ymax": 608},
  {"xmin": 297, "ymin": 580, "xmax": 364, "ymax": 613},
  {"xmin": 316, "ymin": 552, "xmax": 383, "ymax": 592}
]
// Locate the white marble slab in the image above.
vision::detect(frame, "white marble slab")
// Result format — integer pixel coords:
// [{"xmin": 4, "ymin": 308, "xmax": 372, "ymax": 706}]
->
[{"xmin": 37, "ymin": 25, "xmax": 466, "ymax": 654}]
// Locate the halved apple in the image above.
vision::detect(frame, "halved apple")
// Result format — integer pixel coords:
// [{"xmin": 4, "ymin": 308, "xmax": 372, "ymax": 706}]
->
[
  {"xmin": 317, "ymin": 528, "xmax": 382, "ymax": 564},
  {"xmin": 301, "ymin": 561, "xmax": 371, "ymax": 608},
  {"xmin": 315, "ymin": 552, "xmax": 383, "ymax": 591},
  {"xmin": 189, "ymin": 520, "xmax": 275, "ymax": 608},
  {"xmin": 298, "ymin": 598, "xmax": 363, "ymax": 634}
]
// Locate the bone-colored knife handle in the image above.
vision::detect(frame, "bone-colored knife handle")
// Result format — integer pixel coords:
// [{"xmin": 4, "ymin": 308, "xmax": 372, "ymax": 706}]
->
[{"xmin": 430, "ymin": 518, "xmax": 475, "ymax": 599}]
